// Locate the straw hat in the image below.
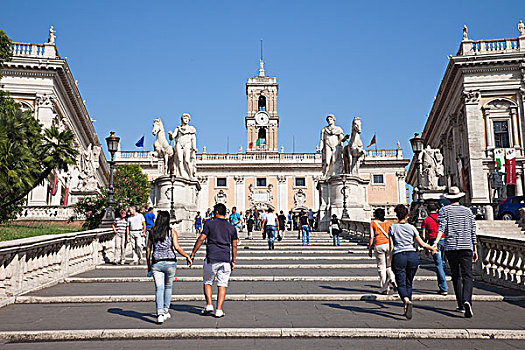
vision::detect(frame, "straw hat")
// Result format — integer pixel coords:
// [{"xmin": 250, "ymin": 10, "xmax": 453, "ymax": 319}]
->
[{"xmin": 443, "ymin": 186, "xmax": 465, "ymax": 200}]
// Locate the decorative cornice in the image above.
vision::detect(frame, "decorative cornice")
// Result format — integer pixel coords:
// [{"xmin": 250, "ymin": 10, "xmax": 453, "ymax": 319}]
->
[
  {"xmin": 197, "ymin": 176, "xmax": 208, "ymax": 184},
  {"xmin": 463, "ymin": 90, "xmax": 481, "ymax": 104},
  {"xmin": 462, "ymin": 66, "xmax": 518, "ymax": 74},
  {"xmin": 36, "ymin": 94, "xmax": 54, "ymax": 107}
]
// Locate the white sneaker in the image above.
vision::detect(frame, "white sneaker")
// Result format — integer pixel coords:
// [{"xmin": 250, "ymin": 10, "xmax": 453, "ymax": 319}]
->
[
  {"xmin": 200, "ymin": 305, "xmax": 214, "ymax": 315},
  {"xmin": 215, "ymin": 309, "xmax": 225, "ymax": 318},
  {"xmin": 157, "ymin": 314, "xmax": 165, "ymax": 324},
  {"xmin": 163, "ymin": 312, "xmax": 171, "ymax": 321}
]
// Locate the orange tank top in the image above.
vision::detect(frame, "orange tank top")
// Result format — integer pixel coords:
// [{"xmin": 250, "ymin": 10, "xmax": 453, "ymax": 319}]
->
[{"xmin": 370, "ymin": 220, "xmax": 392, "ymax": 246}]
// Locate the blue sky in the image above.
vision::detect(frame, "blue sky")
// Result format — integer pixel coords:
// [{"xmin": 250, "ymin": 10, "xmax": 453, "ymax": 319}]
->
[{"xmin": 2, "ymin": 0, "xmax": 525, "ymax": 155}]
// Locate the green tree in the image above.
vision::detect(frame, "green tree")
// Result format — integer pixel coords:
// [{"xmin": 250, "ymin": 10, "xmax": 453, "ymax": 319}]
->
[
  {"xmin": 75, "ymin": 164, "xmax": 151, "ymax": 229},
  {"xmin": 0, "ymin": 29, "xmax": 78, "ymax": 222}
]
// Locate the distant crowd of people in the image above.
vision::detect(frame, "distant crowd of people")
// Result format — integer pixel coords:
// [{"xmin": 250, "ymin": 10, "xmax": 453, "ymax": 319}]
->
[{"xmin": 193, "ymin": 207, "xmax": 327, "ymax": 249}]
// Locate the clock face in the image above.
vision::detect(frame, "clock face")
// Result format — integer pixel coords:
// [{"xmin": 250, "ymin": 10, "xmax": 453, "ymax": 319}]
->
[{"xmin": 255, "ymin": 111, "xmax": 269, "ymax": 126}]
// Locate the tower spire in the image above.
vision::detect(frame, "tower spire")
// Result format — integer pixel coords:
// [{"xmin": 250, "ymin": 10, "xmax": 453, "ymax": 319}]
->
[{"xmin": 259, "ymin": 39, "xmax": 265, "ymax": 77}]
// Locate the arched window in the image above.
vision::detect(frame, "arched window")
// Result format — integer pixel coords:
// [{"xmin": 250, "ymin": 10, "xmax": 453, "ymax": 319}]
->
[
  {"xmin": 258, "ymin": 95, "xmax": 266, "ymax": 111},
  {"xmin": 258, "ymin": 128, "xmax": 266, "ymax": 140}
]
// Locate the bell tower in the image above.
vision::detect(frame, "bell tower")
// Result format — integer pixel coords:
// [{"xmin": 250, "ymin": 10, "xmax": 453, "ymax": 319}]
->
[{"xmin": 245, "ymin": 58, "xmax": 279, "ymax": 153}]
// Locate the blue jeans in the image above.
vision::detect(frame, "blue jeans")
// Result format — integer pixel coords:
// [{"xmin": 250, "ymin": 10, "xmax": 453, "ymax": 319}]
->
[
  {"xmin": 151, "ymin": 261, "xmax": 177, "ymax": 315},
  {"xmin": 266, "ymin": 226, "xmax": 276, "ymax": 249},
  {"xmin": 392, "ymin": 251, "xmax": 419, "ymax": 300},
  {"xmin": 429, "ymin": 238, "xmax": 448, "ymax": 292},
  {"xmin": 332, "ymin": 233, "xmax": 340, "ymax": 245},
  {"xmin": 301, "ymin": 225, "xmax": 310, "ymax": 245}
]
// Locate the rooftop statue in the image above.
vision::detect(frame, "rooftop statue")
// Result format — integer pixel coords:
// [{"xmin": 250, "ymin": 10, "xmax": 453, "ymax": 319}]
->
[
  {"xmin": 519, "ymin": 20, "xmax": 525, "ymax": 37},
  {"xmin": 169, "ymin": 113, "xmax": 197, "ymax": 179},
  {"xmin": 319, "ymin": 114, "xmax": 345, "ymax": 178},
  {"xmin": 462, "ymin": 25, "xmax": 469, "ymax": 41},
  {"xmin": 48, "ymin": 26, "xmax": 56, "ymax": 44}
]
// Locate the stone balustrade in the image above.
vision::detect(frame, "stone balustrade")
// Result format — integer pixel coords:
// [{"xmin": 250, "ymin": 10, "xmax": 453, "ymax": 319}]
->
[
  {"xmin": 17, "ymin": 205, "xmax": 81, "ymax": 221},
  {"xmin": 116, "ymin": 150, "xmax": 403, "ymax": 163},
  {"xmin": 339, "ymin": 219, "xmax": 525, "ymax": 291},
  {"xmin": 365, "ymin": 149, "xmax": 403, "ymax": 159},
  {"xmin": 477, "ymin": 232, "xmax": 525, "ymax": 291},
  {"xmin": 460, "ymin": 37, "xmax": 524, "ymax": 56},
  {"xmin": 339, "ymin": 219, "xmax": 370, "ymax": 241},
  {"xmin": 0, "ymin": 229, "xmax": 115, "ymax": 307},
  {"xmin": 11, "ymin": 42, "xmax": 58, "ymax": 59}
]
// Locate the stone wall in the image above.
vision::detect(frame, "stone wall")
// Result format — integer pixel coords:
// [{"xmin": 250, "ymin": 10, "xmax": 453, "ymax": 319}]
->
[{"xmin": 0, "ymin": 229, "xmax": 114, "ymax": 307}]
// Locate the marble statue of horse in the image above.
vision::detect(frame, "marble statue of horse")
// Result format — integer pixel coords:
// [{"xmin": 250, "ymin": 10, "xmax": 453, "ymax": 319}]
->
[
  {"xmin": 152, "ymin": 118, "xmax": 174, "ymax": 175},
  {"xmin": 343, "ymin": 117, "xmax": 365, "ymax": 175}
]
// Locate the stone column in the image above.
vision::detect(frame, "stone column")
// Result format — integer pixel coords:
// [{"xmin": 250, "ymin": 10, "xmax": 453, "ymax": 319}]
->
[
  {"xmin": 396, "ymin": 171, "xmax": 407, "ymax": 204},
  {"xmin": 484, "ymin": 110, "xmax": 493, "ymax": 149},
  {"xmin": 234, "ymin": 176, "xmax": 245, "ymax": 212},
  {"xmin": 197, "ymin": 176, "xmax": 209, "ymax": 213},
  {"xmin": 516, "ymin": 169, "xmax": 524, "ymax": 196},
  {"xmin": 277, "ymin": 175, "xmax": 287, "ymax": 211},
  {"xmin": 313, "ymin": 176, "xmax": 321, "ymax": 211},
  {"xmin": 463, "ymin": 90, "xmax": 491, "ymax": 203}
]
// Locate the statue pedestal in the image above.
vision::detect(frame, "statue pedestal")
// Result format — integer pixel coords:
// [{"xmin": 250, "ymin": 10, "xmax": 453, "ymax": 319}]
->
[
  {"xmin": 152, "ymin": 175, "xmax": 201, "ymax": 235},
  {"xmin": 317, "ymin": 174, "xmax": 371, "ymax": 231}
]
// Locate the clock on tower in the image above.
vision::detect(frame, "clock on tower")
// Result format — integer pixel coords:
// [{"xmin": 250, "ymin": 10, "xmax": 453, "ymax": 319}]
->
[{"xmin": 245, "ymin": 60, "xmax": 279, "ymax": 153}]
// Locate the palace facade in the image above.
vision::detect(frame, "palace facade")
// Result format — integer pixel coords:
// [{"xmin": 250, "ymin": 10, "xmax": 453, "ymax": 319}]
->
[
  {"xmin": 407, "ymin": 22, "xmax": 525, "ymax": 219},
  {"xmin": 1, "ymin": 30, "xmax": 109, "ymax": 220},
  {"xmin": 117, "ymin": 60, "xmax": 409, "ymax": 219}
]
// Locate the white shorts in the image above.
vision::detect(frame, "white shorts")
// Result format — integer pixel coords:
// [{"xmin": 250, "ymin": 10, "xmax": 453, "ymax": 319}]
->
[{"xmin": 203, "ymin": 260, "xmax": 232, "ymax": 287}]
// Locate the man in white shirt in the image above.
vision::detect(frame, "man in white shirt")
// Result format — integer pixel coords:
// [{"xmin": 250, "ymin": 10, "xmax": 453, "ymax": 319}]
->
[
  {"xmin": 260, "ymin": 211, "xmax": 267, "ymax": 240},
  {"xmin": 127, "ymin": 206, "xmax": 146, "ymax": 264},
  {"xmin": 262, "ymin": 208, "xmax": 279, "ymax": 250}
]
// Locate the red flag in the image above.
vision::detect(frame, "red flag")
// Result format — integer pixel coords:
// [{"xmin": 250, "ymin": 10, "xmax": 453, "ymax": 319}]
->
[
  {"xmin": 505, "ymin": 149, "xmax": 517, "ymax": 185},
  {"xmin": 51, "ymin": 171, "xmax": 58, "ymax": 196},
  {"xmin": 367, "ymin": 134, "xmax": 376, "ymax": 148},
  {"xmin": 249, "ymin": 141, "xmax": 253, "ymax": 149},
  {"xmin": 63, "ymin": 187, "xmax": 69, "ymax": 206}
]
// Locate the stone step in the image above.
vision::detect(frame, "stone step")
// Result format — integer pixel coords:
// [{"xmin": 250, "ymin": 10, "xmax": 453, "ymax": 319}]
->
[
  {"xmin": 0, "ymin": 328, "xmax": 523, "ymax": 342},
  {"xmin": 0, "ymin": 300, "xmax": 523, "ymax": 334},
  {"xmin": 34, "ymin": 279, "xmax": 509, "ymax": 299},
  {"xmin": 76, "ymin": 267, "xmax": 412, "ymax": 278},
  {"xmin": 65, "ymin": 275, "xmax": 451, "ymax": 283},
  {"xmin": 95, "ymin": 263, "xmax": 380, "ymax": 270},
  {"xmin": 152, "ymin": 256, "xmax": 373, "ymax": 261},
  {"xmin": 14, "ymin": 294, "xmax": 525, "ymax": 303}
]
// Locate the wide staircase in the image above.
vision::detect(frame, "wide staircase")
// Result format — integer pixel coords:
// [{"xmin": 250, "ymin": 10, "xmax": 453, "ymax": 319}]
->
[{"xmin": 0, "ymin": 231, "xmax": 524, "ymax": 349}]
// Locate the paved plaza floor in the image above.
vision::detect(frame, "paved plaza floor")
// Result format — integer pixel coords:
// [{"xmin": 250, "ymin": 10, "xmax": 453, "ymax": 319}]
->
[{"xmin": 0, "ymin": 232, "xmax": 524, "ymax": 349}]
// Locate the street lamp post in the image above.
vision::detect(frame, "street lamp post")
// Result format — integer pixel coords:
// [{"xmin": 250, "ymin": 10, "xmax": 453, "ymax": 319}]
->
[
  {"xmin": 410, "ymin": 133, "xmax": 424, "ymax": 202},
  {"xmin": 170, "ymin": 172, "xmax": 176, "ymax": 221},
  {"xmin": 100, "ymin": 131, "xmax": 120, "ymax": 228},
  {"xmin": 341, "ymin": 176, "xmax": 350, "ymax": 219}
]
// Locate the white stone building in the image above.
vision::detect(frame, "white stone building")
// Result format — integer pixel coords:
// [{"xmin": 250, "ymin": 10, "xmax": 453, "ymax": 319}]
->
[
  {"xmin": 1, "ymin": 29, "xmax": 109, "ymax": 220},
  {"xmin": 117, "ymin": 60, "xmax": 409, "ymax": 219},
  {"xmin": 407, "ymin": 22, "xmax": 525, "ymax": 219}
]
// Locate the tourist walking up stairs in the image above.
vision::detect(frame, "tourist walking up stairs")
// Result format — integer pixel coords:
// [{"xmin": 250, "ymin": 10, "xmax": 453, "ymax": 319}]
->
[
  {"xmin": 389, "ymin": 204, "xmax": 436, "ymax": 319},
  {"xmin": 146, "ymin": 211, "xmax": 192, "ymax": 324},
  {"xmin": 434, "ymin": 186, "xmax": 477, "ymax": 318},
  {"xmin": 369, "ymin": 208, "xmax": 396, "ymax": 294}
]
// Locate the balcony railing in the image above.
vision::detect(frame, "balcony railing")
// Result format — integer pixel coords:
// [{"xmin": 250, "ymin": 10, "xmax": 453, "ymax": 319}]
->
[
  {"xmin": 459, "ymin": 37, "xmax": 523, "ymax": 56},
  {"xmin": 116, "ymin": 149, "xmax": 403, "ymax": 162},
  {"xmin": 11, "ymin": 42, "xmax": 58, "ymax": 59}
]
